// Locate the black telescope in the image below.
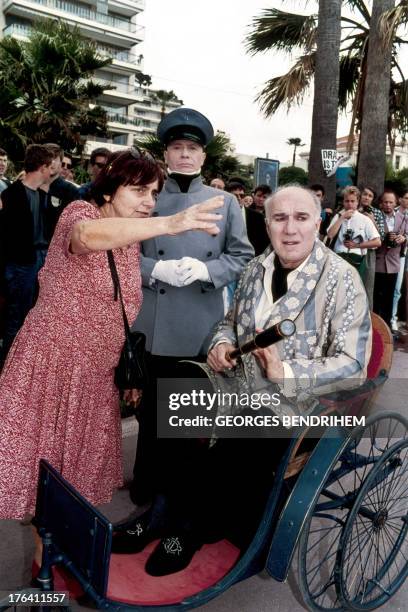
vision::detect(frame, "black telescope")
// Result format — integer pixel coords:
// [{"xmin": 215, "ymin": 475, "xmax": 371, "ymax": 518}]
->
[{"xmin": 227, "ymin": 319, "xmax": 296, "ymax": 360}]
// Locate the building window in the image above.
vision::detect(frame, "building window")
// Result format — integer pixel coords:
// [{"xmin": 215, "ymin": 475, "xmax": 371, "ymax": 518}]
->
[
  {"xmin": 112, "ymin": 134, "xmax": 128, "ymax": 145},
  {"xmin": 395, "ymin": 155, "xmax": 401, "ymax": 170}
]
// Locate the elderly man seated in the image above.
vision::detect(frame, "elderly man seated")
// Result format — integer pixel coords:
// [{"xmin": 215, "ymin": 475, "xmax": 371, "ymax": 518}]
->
[{"xmin": 113, "ymin": 185, "xmax": 372, "ymax": 577}]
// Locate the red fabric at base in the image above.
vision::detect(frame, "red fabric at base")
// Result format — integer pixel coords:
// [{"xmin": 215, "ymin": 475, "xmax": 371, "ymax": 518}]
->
[{"xmin": 107, "ymin": 539, "xmax": 240, "ymax": 606}]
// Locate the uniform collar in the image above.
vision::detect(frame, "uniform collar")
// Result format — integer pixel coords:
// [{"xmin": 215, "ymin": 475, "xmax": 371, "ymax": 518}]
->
[{"xmin": 164, "ymin": 175, "xmax": 204, "ymax": 194}]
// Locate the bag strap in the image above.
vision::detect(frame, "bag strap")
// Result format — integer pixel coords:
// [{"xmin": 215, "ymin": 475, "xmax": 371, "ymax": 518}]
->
[{"xmin": 107, "ymin": 250, "xmax": 131, "ymax": 337}]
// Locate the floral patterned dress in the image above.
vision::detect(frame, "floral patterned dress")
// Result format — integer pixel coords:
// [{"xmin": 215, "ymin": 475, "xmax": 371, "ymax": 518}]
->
[{"xmin": 0, "ymin": 201, "xmax": 142, "ymax": 519}]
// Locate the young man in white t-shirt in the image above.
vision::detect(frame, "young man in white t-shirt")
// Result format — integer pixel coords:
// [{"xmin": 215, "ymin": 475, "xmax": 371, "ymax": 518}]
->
[{"xmin": 327, "ymin": 186, "xmax": 381, "ymax": 276}]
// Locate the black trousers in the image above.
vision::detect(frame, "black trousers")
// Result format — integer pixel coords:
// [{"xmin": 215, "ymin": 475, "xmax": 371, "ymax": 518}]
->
[
  {"xmin": 373, "ymin": 272, "xmax": 398, "ymax": 329},
  {"xmin": 131, "ymin": 354, "xmax": 290, "ymax": 546},
  {"xmin": 131, "ymin": 354, "xmax": 208, "ymax": 516}
]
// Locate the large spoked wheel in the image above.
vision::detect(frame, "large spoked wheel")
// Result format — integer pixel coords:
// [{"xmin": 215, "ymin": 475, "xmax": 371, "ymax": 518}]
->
[
  {"xmin": 335, "ymin": 438, "xmax": 408, "ymax": 610},
  {"xmin": 298, "ymin": 412, "xmax": 408, "ymax": 612}
]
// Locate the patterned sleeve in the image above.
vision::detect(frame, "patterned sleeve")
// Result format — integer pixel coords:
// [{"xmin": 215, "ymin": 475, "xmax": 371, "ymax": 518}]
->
[
  {"xmin": 285, "ymin": 264, "xmax": 371, "ymax": 398},
  {"xmin": 54, "ymin": 200, "xmax": 99, "ymax": 257}
]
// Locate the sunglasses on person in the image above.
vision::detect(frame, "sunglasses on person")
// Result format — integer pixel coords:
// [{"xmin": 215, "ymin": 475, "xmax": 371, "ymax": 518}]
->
[
  {"xmin": 93, "ymin": 161, "xmax": 106, "ymax": 169},
  {"xmin": 106, "ymin": 147, "xmax": 156, "ymax": 173},
  {"xmin": 129, "ymin": 146, "xmax": 156, "ymax": 163},
  {"xmin": 62, "ymin": 162, "xmax": 72, "ymax": 169}
]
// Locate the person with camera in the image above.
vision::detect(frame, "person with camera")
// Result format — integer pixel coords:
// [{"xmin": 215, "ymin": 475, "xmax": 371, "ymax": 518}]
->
[
  {"xmin": 326, "ymin": 186, "xmax": 380, "ymax": 277},
  {"xmin": 358, "ymin": 186, "xmax": 386, "ymax": 310},
  {"xmin": 374, "ymin": 190, "xmax": 408, "ymax": 331}
]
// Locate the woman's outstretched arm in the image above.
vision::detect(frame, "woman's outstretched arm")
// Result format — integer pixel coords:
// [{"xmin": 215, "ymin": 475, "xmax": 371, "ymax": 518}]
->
[{"xmin": 70, "ymin": 196, "xmax": 223, "ymax": 255}]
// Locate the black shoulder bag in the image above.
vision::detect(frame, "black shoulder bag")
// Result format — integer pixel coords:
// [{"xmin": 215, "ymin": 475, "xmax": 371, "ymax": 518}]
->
[{"xmin": 107, "ymin": 250, "xmax": 148, "ymax": 390}]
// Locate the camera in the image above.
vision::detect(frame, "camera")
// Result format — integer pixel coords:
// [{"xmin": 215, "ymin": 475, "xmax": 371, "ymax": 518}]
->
[
  {"xmin": 386, "ymin": 232, "xmax": 397, "ymax": 248},
  {"xmin": 344, "ymin": 229, "xmax": 354, "ymax": 242}
]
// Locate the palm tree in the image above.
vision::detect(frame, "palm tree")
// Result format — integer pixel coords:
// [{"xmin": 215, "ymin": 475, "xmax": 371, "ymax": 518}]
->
[
  {"xmin": 308, "ymin": 0, "xmax": 342, "ymax": 204},
  {"xmin": 0, "ymin": 19, "xmax": 109, "ymax": 161},
  {"xmin": 357, "ymin": 0, "xmax": 395, "ymax": 193},
  {"xmin": 135, "ymin": 71, "xmax": 152, "ymax": 88},
  {"xmin": 245, "ymin": 3, "xmax": 408, "ymax": 158},
  {"xmin": 151, "ymin": 90, "xmax": 183, "ymax": 120},
  {"xmin": 286, "ymin": 137, "xmax": 305, "ymax": 166}
]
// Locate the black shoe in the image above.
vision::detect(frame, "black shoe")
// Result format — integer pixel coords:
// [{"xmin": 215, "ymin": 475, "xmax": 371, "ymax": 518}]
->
[
  {"xmin": 111, "ymin": 515, "xmax": 162, "ymax": 554},
  {"xmin": 145, "ymin": 534, "xmax": 201, "ymax": 576}
]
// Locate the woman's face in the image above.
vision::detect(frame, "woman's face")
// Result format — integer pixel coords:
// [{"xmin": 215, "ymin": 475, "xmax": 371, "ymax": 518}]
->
[
  {"xmin": 361, "ymin": 188, "xmax": 374, "ymax": 207},
  {"xmin": 108, "ymin": 181, "xmax": 159, "ymax": 218}
]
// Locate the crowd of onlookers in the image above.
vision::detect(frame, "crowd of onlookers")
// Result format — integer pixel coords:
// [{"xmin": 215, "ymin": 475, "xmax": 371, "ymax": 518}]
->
[
  {"xmin": 0, "ymin": 144, "xmax": 111, "ymax": 364},
  {"xmin": 208, "ymin": 175, "xmax": 408, "ymax": 335},
  {"xmin": 1, "ymin": 140, "xmax": 408, "ymax": 373},
  {"xmin": 0, "ymin": 144, "xmax": 273, "ymax": 365}
]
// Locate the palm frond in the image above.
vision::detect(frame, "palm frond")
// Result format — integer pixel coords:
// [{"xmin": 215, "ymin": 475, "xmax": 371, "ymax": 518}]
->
[
  {"xmin": 256, "ymin": 52, "xmax": 315, "ymax": 117},
  {"xmin": 245, "ymin": 8, "xmax": 316, "ymax": 56},
  {"xmin": 133, "ymin": 134, "xmax": 164, "ymax": 159},
  {"xmin": 379, "ymin": 3, "xmax": 408, "ymax": 50},
  {"xmin": 338, "ymin": 54, "xmax": 360, "ymax": 109},
  {"xmin": 78, "ymin": 81, "xmax": 107, "ymax": 100},
  {"xmin": 343, "ymin": 0, "xmax": 371, "ymax": 25}
]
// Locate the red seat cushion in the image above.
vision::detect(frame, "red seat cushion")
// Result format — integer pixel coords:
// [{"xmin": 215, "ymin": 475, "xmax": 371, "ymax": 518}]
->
[
  {"xmin": 367, "ymin": 328, "xmax": 384, "ymax": 379},
  {"xmin": 107, "ymin": 539, "xmax": 240, "ymax": 606}
]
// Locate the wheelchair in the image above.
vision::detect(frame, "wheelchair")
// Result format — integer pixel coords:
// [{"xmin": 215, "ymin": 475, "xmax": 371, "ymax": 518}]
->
[{"xmin": 3, "ymin": 314, "xmax": 408, "ymax": 611}]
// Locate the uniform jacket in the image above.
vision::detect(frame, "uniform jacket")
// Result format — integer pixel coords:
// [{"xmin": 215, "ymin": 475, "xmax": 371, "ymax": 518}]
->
[
  {"xmin": 199, "ymin": 240, "xmax": 372, "ymax": 417},
  {"xmin": 0, "ymin": 180, "xmax": 59, "ymax": 265},
  {"xmin": 133, "ymin": 176, "xmax": 254, "ymax": 356},
  {"xmin": 375, "ymin": 210, "xmax": 408, "ymax": 274}
]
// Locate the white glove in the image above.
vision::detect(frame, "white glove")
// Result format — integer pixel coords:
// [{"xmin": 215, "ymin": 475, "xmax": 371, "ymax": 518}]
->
[
  {"xmin": 177, "ymin": 257, "xmax": 211, "ymax": 286},
  {"xmin": 151, "ymin": 259, "xmax": 185, "ymax": 287}
]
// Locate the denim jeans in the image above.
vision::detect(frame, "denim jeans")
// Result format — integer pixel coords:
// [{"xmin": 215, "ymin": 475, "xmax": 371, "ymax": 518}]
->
[
  {"xmin": 391, "ymin": 256, "xmax": 406, "ymax": 326},
  {"xmin": 2, "ymin": 249, "xmax": 47, "ymax": 358}
]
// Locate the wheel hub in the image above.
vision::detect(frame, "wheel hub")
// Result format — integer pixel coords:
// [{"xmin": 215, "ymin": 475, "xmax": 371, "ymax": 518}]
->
[{"xmin": 373, "ymin": 507, "xmax": 388, "ymax": 530}]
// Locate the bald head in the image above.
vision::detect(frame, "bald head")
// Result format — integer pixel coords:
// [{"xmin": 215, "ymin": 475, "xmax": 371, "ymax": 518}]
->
[
  {"xmin": 265, "ymin": 186, "xmax": 321, "ymax": 221},
  {"xmin": 264, "ymin": 185, "xmax": 321, "ymax": 269}
]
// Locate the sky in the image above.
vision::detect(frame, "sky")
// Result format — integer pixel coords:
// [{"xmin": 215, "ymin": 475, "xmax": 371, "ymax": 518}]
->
[{"xmin": 138, "ymin": 0, "xmax": 352, "ymax": 164}]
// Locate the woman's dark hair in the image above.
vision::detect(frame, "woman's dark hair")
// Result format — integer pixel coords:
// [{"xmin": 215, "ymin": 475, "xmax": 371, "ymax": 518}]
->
[
  {"xmin": 90, "ymin": 148, "xmax": 164, "ymax": 206},
  {"xmin": 361, "ymin": 185, "xmax": 377, "ymax": 200}
]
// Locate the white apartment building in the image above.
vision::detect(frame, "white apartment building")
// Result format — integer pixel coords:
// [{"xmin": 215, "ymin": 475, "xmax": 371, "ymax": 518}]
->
[{"xmin": 0, "ymin": 0, "xmax": 181, "ymax": 153}]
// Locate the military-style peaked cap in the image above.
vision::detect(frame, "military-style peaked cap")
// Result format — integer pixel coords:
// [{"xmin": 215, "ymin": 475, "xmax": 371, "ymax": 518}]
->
[{"xmin": 157, "ymin": 108, "xmax": 214, "ymax": 147}]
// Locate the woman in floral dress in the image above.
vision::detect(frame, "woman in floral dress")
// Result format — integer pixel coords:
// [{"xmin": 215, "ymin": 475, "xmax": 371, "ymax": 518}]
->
[{"xmin": 0, "ymin": 149, "xmax": 222, "ymax": 530}]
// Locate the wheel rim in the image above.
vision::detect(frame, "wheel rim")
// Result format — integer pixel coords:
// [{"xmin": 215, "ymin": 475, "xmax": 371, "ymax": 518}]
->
[
  {"xmin": 298, "ymin": 413, "xmax": 408, "ymax": 612},
  {"xmin": 336, "ymin": 438, "xmax": 408, "ymax": 610}
]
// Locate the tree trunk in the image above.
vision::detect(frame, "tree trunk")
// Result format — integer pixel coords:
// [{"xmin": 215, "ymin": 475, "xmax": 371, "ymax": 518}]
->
[
  {"xmin": 357, "ymin": 0, "xmax": 394, "ymax": 195},
  {"xmin": 292, "ymin": 146, "xmax": 296, "ymax": 166},
  {"xmin": 308, "ymin": 0, "xmax": 342, "ymax": 209}
]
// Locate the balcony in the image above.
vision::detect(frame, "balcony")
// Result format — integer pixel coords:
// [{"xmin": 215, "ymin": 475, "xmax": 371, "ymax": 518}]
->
[
  {"xmin": 96, "ymin": 45, "xmax": 143, "ymax": 71},
  {"xmin": 3, "ymin": 0, "xmax": 145, "ymax": 45},
  {"xmin": 3, "ymin": 22, "xmax": 32, "ymax": 37},
  {"xmin": 106, "ymin": 111, "xmax": 141, "ymax": 127},
  {"xmin": 108, "ymin": 0, "xmax": 144, "ymax": 18},
  {"xmin": 96, "ymin": 78, "xmax": 141, "ymax": 103}
]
